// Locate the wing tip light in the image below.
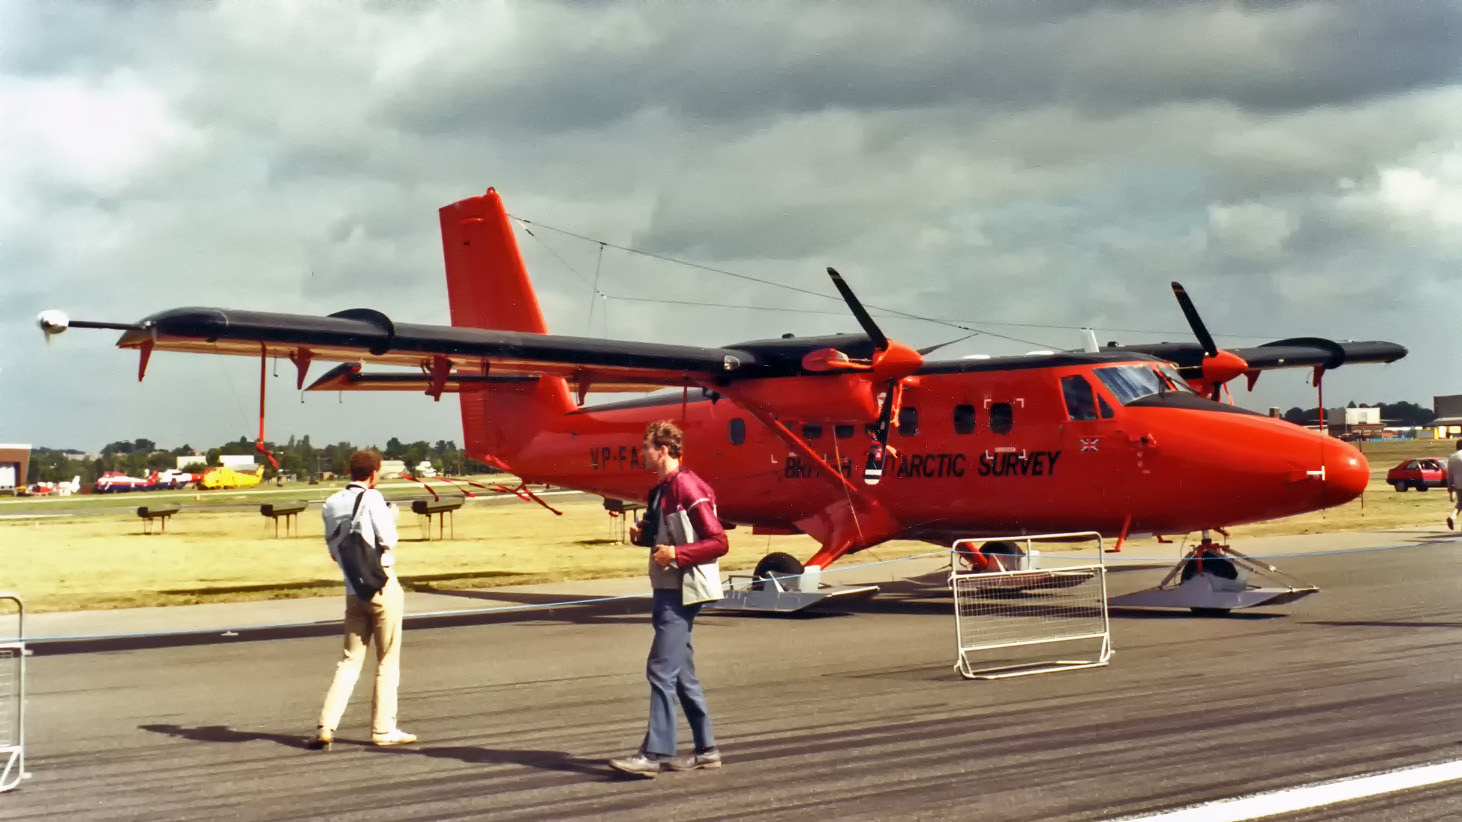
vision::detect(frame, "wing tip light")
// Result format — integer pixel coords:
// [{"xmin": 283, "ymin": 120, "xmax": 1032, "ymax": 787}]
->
[{"xmin": 37, "ymin": 310, "xmax": 70, "ymax": 338}]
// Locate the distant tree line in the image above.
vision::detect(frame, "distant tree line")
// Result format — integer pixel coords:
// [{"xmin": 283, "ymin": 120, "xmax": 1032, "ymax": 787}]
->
[
  {"xmin": 26, "ymin": 436, "xmax": 496, "ymax": 485},
  {"xmin": 1281, "ymin": 401, "xmax": 1436, "ymax": 427}
]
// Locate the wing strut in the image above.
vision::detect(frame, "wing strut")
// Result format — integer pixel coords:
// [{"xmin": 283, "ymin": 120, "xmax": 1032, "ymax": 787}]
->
[
  {"xmin": 256, "ymin": 345, "xmax": 280, "ymax": 468},
  {"xmin": 733, "ymin": 398, "xmax": 861, "ymax": 497}
]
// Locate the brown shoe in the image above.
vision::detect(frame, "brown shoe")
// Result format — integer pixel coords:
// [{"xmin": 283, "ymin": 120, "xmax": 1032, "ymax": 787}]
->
[{"xmin": 307, "ymin": 728, "xmax": 332, "ymax": 751}]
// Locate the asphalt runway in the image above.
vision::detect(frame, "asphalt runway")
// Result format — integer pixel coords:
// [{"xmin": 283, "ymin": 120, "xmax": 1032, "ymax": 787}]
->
[{"xmin": 4, "ymin": 535, "xmax": 1462, "ymax": 821}]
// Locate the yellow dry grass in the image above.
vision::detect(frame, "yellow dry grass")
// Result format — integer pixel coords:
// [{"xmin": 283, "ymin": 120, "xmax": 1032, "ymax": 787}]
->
[
  {"xmin": 0, "ymin": 495, "xmax": 888, "ymax": 613},
  {"xmin": 0, "ymin": 438, "xmax": 1453, "ymax": 612}
]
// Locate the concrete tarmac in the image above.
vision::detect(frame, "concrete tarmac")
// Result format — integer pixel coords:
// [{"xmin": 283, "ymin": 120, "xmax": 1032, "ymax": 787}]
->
[{"xmin": 2, "ymin": 530, "xmax": 1461, "ymax": 820}]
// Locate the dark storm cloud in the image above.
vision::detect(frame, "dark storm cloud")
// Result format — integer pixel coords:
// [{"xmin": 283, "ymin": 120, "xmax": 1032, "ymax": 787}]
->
[{"xmin": 382, "ymin": 2, "xmax": 1462, "ymax": 138}]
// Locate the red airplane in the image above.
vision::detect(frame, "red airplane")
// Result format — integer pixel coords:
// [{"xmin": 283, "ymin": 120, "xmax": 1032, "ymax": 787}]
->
[{"xmin": 39, "ymin": 188, "xmax": 1405, "ymax": 593}]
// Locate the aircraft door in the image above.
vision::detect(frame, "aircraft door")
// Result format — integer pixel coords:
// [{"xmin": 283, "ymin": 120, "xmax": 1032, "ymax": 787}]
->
[{"xmin": 1059, "ymin": 374, "xmax": 1139, "ymax": 515}]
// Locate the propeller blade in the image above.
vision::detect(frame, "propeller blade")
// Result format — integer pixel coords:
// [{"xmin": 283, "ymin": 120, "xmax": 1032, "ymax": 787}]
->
[
  {"xmin": 828, "ymin": 267, "xmax": 887, "ymax": 350},
  {"xmin": 864, "ymin": 379, "xmax": 900, "ymax": 486},
  {"xmin": 1171, "ymin": 281, "xmax": 1218, "ymax": 357}
]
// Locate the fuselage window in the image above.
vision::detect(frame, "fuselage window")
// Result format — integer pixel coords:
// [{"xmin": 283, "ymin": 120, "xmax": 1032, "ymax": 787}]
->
[
  {"xmin": 989, "ymin": 402, "xmax": 1013, "ymax": 435},
  {"xmin": 1098, "ymin": 395, "xmax": 1115, "ymax": 419},
  {"xmin": 1061, "ymin": 375, "xmax": 1099, "ymax": 421},
  {"xmin": 897, "ymin": 407, "xmax": 919, "ymax": 436},
  {"xmin": 835, "ymin": 424, "xmax": 854, "ymax": 439},
  {"xmin": 953, "ymin": 404, "xmax": 976, "ymax": 434},
  {"xmin": 729, "ymin": 418, "xmax": 746, "ymax": 445},
  {"xmin": 801, "ymin": 423, "xmax": 823, "ymax": 440}
]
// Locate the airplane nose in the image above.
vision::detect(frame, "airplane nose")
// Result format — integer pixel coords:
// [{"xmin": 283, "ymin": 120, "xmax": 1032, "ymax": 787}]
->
[{"xmin": 1322, "ymin": 437, "xmax": 1369, "ymax": 502}]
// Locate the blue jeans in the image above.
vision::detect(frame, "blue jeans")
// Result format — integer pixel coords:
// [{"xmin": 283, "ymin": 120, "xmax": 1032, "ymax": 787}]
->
[{"xmin": 641, "ymin": 588, "xmax": 715, "ymax": 757}]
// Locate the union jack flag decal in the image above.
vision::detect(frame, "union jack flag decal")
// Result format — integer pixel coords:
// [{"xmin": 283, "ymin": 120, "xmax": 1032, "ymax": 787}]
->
[{"xmin": 1080, "ymin": 438, "xmax": 1101, "ymax": 452}]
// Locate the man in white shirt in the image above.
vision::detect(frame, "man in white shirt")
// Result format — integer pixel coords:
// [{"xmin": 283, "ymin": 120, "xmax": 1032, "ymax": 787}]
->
[
  {"xmin": 1447, "ymin": 441, "xmax": 1462, "ymax": 530},
  {"xmin": 308, "ymin": 450, "xmax": 415, "ymax": 750}
]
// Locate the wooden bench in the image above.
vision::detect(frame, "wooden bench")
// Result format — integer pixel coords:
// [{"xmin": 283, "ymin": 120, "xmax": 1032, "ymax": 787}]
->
[
  {"xmin": 137, "ymin": 505, "xmax": 180, "ymax": 535},
  {"xmin": 411, "ymin": 498, "xmax": 464, "ymax": 540},
  {"xmin": 260, "ymin": 501, "xmax": 309, "ymax": 538}
]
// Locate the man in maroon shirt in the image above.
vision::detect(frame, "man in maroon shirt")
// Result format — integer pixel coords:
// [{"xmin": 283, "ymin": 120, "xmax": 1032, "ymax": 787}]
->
[{"xmin": 609, "ymin": 420, "xmax": 729, "ymax": 777}]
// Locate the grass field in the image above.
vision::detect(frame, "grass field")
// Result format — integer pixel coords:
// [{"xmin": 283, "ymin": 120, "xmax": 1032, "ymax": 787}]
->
[{"xmin": 1, "ymin": 438, "xmax": 1455, "ymax": 613}]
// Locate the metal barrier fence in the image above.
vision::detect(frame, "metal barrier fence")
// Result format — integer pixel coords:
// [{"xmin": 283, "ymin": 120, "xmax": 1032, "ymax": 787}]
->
[
  {"xmin": 950, "ymin": 532, "xmax": 1111, "ymax": 680},
  {"xmin": 0, "ymin": 594, "xmax": 24, "ymax": 791}
]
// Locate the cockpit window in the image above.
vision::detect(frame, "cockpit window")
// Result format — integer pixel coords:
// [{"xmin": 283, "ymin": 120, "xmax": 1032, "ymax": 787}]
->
[
  {"xmin": 1094, "ymin": 364, "xmax": 1195, "ymax": 405},
  {"xmin": 1154, "ymin": 364, "xmax": 1197, "ymax": 395}
]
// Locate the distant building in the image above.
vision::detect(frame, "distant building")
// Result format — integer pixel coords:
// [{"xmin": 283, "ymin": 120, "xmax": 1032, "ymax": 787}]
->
[
  {"xmin": 219, "ymin": 455, "xmax": 258, "ymax": 470},
  {"xmin": 379, "ymin": 459, "xmax": 407, "ymax": 478},
  {"xmin": 176, "ymin": 454, "xmax": 208, "ymax": 470},
  {"xmin": 1341, "ymin": 406, "xmax": 1385, "ymax": 439},
  {"xmin": 0, "ymin": 444, "xmax": 31, "ymax": 494},
  {"xmin": 1433, "ymin": 395, "xmax": 1462, "ymax": 438},
  {"xmin": 1343, "ymin": 407, "xmax": 1380, "ymax": 426}
]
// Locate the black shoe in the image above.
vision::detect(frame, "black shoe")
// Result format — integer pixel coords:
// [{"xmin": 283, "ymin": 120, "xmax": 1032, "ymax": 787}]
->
[
  {"xmin": 608, "ymin": 752, "xmax": 666, "ymax": 777},
  {"xmin": 666, "ymin": 748, "xmax": 722, "ymax": 771},
  {"xmin": 307, "ymin": 728, "xmax": 332, "ymax": 751}
]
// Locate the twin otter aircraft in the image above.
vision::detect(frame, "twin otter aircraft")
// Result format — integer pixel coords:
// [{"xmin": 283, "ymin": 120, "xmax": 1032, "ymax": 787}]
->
[{"xmin": 41, "ymin": 188, "xmax": 1405, "ymax": 587}]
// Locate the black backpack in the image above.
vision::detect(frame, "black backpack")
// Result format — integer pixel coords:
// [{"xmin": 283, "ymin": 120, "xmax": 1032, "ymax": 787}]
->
[{"xmin": 336, "ymin": 489, "xmax": 388, "ymax": 599}]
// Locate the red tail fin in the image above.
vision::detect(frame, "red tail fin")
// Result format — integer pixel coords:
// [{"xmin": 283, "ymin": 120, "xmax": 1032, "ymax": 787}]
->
[{"xmin": 440, "ymin": 189, "xmax": 572, "ymax": 463}]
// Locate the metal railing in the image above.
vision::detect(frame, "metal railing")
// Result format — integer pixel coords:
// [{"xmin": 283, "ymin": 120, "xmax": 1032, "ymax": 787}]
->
[
  {"xmin": 0, "ymin": 594, "xmax": 25, "ymax": 791},
  {"xmin": 950, "ymin": 532, "xmax": 1111, "ymax": 679}
]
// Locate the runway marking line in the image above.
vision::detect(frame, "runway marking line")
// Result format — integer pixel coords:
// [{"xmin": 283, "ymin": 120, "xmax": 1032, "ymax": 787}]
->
[{"xmin": 1110, "ymin": 758, "xmax": 1462, "ymax": 821}]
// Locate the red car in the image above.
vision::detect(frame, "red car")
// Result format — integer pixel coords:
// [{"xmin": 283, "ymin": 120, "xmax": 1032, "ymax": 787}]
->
[{"xmin": 1385, "ymin": 458, "xmax": 1448, "ymax": 491}]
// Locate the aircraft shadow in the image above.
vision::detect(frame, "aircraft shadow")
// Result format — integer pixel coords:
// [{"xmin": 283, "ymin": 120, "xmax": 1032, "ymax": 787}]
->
[
  {"xmin": 32, "ymin": 598, "xmax": 647, "ymax": 657},
  {"xmin": 140, "ymin": 723, "xmax": 312, "ymax": 749},
  {"xmin": 1108, "ymin": 608, "xmax": 1285, "ymax": 621}
]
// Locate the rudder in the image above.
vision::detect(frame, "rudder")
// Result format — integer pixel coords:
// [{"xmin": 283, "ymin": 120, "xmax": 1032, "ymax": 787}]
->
[{"xmin": 440, "ymin": 189, "xmax": 573, "ymax": 461}]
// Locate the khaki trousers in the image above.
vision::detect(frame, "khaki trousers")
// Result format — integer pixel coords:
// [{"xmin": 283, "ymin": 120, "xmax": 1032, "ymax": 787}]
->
[{"xmin": 317, "ymin": 572, "xmax": 403, "ymax": 736}]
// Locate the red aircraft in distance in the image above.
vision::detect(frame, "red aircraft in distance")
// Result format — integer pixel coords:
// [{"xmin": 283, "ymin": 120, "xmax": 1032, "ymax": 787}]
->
[{"xmin": 39, "ymin": 188, "xmax": 1406, "ymax": 610}]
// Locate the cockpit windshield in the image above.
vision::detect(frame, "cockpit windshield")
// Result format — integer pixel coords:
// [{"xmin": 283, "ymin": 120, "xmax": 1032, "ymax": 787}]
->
[{"xmin": 1094, "ymin": 364, "xmax": 1197, "ymax": 405}]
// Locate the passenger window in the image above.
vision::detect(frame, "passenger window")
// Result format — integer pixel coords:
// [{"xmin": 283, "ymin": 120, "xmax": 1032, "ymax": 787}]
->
[
  {"xmin": 835, "ymin": 424, "xmax": 854, "ymax": 439},
  {"xmin": 801, "ymin": 424, "xmax": 823, "ymax": 440},
  {"xmin": 897, "ymin": 407, "xmax": 919, "ymax": 436},
  {"xmin": 953, "ymin": 404, "xmax": 976, "ymax": 434},
  {"xmin": 729, "ymin": 418, "xmax": 746, "ymax": 445},
  {"xmin": 989, "ymin": 402, "xmax": 1013, "ymax": 435},
  {"xmin": 1061, "ymin": 375, "xmax": 1099, "ymax": 421},
  {"xmin": 1098, "ymin": 395, "xmax": 1114, "ymax": 419}
]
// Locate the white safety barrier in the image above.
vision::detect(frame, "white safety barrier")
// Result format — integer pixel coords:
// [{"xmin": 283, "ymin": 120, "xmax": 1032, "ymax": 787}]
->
[
  {"xmin": 951, "ymin": 532, "xmax": 1111, "ymax": 679},
  {"xmin": 0, "ymin": 594, "xmax": 25, "ymax": 792}
]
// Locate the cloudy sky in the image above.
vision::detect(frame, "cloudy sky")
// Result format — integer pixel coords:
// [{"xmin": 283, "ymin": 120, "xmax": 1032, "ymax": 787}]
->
[{"xmin": 3, "ymin": 1, "xmax": 1460, "ymax": 453}]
